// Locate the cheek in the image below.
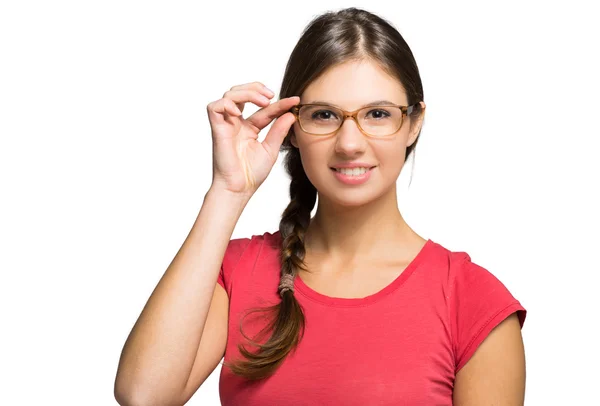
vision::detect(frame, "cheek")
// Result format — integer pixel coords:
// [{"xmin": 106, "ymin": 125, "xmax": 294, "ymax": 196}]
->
[
  {"xmin": 375, "ymin": 146, "xmax": 408, "ymax": 177},
  {"xmin": 298, "ymin": 146, "xmax": 326, "ymax": 179}
]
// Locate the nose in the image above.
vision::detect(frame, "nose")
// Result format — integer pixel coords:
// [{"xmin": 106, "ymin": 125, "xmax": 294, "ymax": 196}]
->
[{"xmin": 334, "ymin": 117, "xmax": 368, "ymax": 157}]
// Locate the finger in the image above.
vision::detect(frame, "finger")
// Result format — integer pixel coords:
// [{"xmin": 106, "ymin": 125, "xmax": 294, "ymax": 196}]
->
[
  {"xmin": 207, "ymin": 98, "xmax": 242, "ymax": 123},
  {"xmin": 224, "ymin": 85, "xmax": 274, "ymax": 113},
  {"xmin": 261, "ymin": 111, "xmax": 297, "ymax": 162},
  {"xmin": 230, "ymin": 81, "xmax": 274, "ymax": 95},
  {"xmin": 246, "ymin": 96, "xmax": 300, "ymax": 130},
  {"xmin": 223, "ymin": 89, "xmax": 273, "ymax": 114}
]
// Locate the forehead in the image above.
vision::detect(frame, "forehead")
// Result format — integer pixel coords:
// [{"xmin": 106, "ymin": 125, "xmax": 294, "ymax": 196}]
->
[{"xmin": 301, "ymin": 60, "xmax": 407, "ymax": 108}]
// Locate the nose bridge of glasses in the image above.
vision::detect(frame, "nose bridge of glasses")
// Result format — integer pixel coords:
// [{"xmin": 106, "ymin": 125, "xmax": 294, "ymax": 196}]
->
[
  {"xmin": 339, "ymin": 108, "xmax": 362, "ymax": 127},
  {"xmin": 337, "ymin": 110, "xmax": 368, "ymax": 138}
]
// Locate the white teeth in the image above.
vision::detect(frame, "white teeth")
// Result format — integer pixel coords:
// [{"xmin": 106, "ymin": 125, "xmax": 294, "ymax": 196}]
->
[{"xmin": 335, "ymin": 167, "xmax": 369, "ymax": 176}]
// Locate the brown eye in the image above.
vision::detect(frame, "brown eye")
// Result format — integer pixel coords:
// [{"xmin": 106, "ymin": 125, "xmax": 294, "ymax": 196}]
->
[
  {"xmin": 312, "ymin": 110, "xmax": 338, "ymax": 121},
  {"xmin": 366, "ymin": 109, "xmax": 392, "ymax": 119}
]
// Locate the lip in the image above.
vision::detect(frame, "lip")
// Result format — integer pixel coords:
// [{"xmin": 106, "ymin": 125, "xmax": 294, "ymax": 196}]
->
[
  {"xmin": 330, "ymin": 166, "xmax": 375, "ymax": 185},
  {"xmin": 330, "ymin": 162, "xmax": 376, "ymax": 169}
]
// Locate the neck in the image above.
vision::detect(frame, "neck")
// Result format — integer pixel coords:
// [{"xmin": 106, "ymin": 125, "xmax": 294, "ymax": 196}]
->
[{"xmin": 304, "ymin": 185, "xmax": 420, "ymax": 261}]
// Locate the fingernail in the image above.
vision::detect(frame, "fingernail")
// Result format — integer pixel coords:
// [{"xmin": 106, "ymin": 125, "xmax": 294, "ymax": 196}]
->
[{"xmin": 263, "ymin": 86, "xmax": 275, "ymax": 95}]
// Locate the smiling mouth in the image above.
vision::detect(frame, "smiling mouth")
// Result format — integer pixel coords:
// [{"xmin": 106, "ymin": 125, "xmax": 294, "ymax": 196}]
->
[
  {"xmin": 330, "ymin": 166, "xmax": 377, "ymax": 169},
  {"xmin": 330, "ymin": 166, "xmax": 376, "ymax": 176}
]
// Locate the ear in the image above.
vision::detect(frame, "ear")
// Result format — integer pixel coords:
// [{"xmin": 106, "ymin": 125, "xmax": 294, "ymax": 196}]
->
[
  {"xmin": 290, "ymin": 132, "xmax": 299, "ymax": 148},
  {"xmin": 407, "ymin": 101, "xmax": 426, "ymax": 147}
]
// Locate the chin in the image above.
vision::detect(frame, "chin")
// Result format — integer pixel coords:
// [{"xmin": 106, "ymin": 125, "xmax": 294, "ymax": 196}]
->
[{"xmin": 321, "ymin": 187, "xmax": 386, "ymax": 208}]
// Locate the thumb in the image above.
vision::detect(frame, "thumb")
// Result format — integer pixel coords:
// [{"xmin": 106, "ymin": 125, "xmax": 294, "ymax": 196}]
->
[{"xmin": 261, "ymin": 112, "xmax": 297, "ymax": 161}]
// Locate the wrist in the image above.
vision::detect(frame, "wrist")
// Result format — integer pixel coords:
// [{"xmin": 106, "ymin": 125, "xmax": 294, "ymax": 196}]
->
[{"xmin": 205, "ymin": 185, "xmax": 252, "ymax": 213}]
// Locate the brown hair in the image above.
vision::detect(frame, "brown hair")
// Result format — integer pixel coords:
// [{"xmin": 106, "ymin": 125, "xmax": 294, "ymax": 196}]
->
[{"xmin": 224, "ymin": 6, "xmax": 425, "ymax": 380}]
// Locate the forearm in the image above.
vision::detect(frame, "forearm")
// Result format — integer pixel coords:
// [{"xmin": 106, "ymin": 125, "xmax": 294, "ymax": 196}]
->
[{"xmin": 114, "ymin": 187, "xmax": 249, "ymax": 404}]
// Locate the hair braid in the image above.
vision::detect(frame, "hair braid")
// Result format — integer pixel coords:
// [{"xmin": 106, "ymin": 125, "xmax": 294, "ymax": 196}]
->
[
  {"xmin": 224, "ymin": 149, "xmax": 316, "ymax": 380},
  {"xmin": 279, "ymin": 150, "xmax": 317, "ymax": 286}
]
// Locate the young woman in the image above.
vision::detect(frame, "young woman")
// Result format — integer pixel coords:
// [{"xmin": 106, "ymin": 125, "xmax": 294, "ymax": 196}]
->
[{"xmin": 115, "ymin": 7, "xmax": 527, "ymax": 405}]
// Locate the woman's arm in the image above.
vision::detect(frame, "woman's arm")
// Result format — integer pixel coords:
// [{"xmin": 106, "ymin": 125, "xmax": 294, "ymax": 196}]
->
[
  {"xmin": 453, "ymin": 312, "xmax": 526, "ymax": 405},
  {"xmin": 114, "ymin": 187, "xmax": 249, "ymax": 406}
]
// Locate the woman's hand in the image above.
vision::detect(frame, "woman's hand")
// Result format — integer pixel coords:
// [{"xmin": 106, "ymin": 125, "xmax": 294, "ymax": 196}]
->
[{"xmin": 206, "ymin": 81, "xmax": 300, "ymax": 197}]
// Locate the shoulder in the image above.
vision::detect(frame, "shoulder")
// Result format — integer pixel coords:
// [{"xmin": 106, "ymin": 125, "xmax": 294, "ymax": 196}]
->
[
  {"xmin": 226, "ymin": 229, "xmax": 280, "ymax": 257},
  {"xmin": 415, "ymin": 239, "xmax": 475, "ymax": 284},
  {"xmin": 219, "ymin": 229, "xmax": 282, "ymax": 298},
  {"xmin": 427, "ymin": 240, "xmax": 527, "ymax": 373},
  {"xmin": 221, "ymin": 229, "xmax": 281, "ymax": 278},
  {"xmin": 440, "ymin": 242, "xmax": 522, "ymax": 316},
  {"xmin": 423, "ymin": 239, "xmax": 509, "ymax": 292}
]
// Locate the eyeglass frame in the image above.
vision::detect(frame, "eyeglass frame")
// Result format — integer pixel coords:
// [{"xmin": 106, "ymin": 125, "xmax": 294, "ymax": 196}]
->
[{"xmin": 289, "ymin": 102, "xmax": 420, "ymax": 138}]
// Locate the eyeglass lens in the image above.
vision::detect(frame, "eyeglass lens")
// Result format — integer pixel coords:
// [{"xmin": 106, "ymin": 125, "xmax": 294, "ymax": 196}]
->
[{"xmin": 298, "ymin": 105, "xmax": 403, "ymax": 136}]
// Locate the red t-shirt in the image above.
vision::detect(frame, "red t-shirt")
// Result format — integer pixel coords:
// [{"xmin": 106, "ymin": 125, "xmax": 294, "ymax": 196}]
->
[{"xmin": 216, "ymin": 230, "xmax": 526, "ymax": 405}]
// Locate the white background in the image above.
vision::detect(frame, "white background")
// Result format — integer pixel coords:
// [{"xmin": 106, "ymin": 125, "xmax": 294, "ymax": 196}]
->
[{"xmin": 1, "ymin": 1, "xmax": 599, "ymax": 404}]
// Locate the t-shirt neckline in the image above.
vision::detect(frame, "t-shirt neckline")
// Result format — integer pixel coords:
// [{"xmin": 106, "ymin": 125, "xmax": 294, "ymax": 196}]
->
[{"xmin": 273, "ymin": 232, "xmax": 434, "ymax": 307}]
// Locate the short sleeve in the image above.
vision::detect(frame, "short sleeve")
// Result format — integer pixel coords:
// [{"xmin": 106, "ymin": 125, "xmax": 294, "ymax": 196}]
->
[
  {"xmin": 217, "ymin": 237, "xmax": 251, "ymax": 295},
  {"xmin": 448, "ymin": 253, "xmax": 527, "ymax": 373}
]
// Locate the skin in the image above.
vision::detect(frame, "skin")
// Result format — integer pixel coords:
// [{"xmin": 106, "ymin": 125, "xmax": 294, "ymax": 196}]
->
[
  {"xmin": 290, "ymin": 60, "xmax": 526, "ymax": 404},
  {"xmin": 453, "ymin": 313, "xmax": 526, "ymax": 405},
  {"xmin": 290, "ymin": 59, "xmax": 428, "ymax": 295}
]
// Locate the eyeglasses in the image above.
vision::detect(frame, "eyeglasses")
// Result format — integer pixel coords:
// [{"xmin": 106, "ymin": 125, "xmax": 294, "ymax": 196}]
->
[{"xmin": 290, "ymin": 102, "xmax": 420, "ymax": 137}]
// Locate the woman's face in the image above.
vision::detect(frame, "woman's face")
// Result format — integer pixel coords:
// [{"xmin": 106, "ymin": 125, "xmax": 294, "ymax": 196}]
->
[{"xmin": 291, "ymin": 60, "xmax": 425, "ymax": 207}]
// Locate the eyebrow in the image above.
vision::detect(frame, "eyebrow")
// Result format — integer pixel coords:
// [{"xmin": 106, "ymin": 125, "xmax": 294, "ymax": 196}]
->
[{"xmin": 307, "ymin": 100, "xmax": 400, "ymax": 108}]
